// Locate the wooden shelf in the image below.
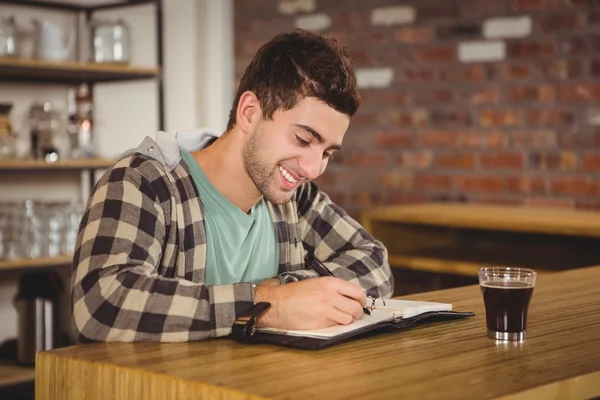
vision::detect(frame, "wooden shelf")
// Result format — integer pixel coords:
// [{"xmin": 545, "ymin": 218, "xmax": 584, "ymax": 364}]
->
[
  {"xmin": 0, "ymin": 255, "xmax": 72, "ymax": 272},
  {"xmin": 0, "ymin": 57, "xmax": 160, "ymax": 84},
  {"xmin": 0, "ymin": 158, "xmax": 114, "ymax": 171},
  {"xmin": 388, "ymin": 254, "xmax": 502, "ymax": 277},
  {"xmin": 0, "ymin": 360, "xmax": 34, "ymax": 387}
]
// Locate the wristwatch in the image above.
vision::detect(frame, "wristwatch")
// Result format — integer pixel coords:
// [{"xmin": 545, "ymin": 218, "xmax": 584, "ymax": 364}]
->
[{"xmin": 231, "ymin": 302, "xmax": 271, "ymax": 343}]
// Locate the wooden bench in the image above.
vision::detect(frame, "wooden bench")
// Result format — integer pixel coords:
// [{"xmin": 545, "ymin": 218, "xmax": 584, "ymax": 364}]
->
[{"xmin": 361, "ymin": 203, "xmax": 600, "ymax": 278}]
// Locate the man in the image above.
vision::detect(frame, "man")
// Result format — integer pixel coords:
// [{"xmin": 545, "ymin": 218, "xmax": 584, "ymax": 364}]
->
[{"xmin": 72, "ymin": 29, "xmax": 393, "ymax": 343}]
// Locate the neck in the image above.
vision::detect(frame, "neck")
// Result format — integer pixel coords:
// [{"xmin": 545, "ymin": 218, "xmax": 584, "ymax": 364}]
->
[{"xmin": 191, "ymin": 129, "xmax": 262, "ymax": 213}]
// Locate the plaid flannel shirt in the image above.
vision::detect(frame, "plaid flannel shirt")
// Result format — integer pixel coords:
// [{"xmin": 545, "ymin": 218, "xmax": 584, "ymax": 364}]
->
[{"xmin": 72, "ymin": 131, "xmax": 393, "ymax": 343}]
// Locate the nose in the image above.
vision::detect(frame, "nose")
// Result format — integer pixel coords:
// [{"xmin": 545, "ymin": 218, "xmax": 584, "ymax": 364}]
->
[{"xmin": 298, "ymin": 148, "xmax": 324, "ymax": 180}]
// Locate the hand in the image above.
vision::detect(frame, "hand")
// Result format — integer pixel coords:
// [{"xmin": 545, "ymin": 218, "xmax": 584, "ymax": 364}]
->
[
  {"xmin": 257, "ymin": 277, "xmax": 281, "ymax": 287},
  {"xmin": 254, "ymin": 277, "xmax": 367, "ymax": 330}
]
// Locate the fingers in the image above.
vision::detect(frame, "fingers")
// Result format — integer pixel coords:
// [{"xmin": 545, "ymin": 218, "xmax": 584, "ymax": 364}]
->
[
  {"xmin": 327, "ymin": 307, "xmax": 355, "ymax": 325},
  {"xmin": 332, "ymin": 279, "xmax": 367, "ymax": 307},
  {"xmin": 332, "ymin": 295, "xmax": 364, "ymax": 320}
]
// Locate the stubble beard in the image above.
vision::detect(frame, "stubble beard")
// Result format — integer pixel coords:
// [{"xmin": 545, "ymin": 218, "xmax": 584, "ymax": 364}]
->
[{"xmin": 242, "ymin": 127, "xmax": 295, "ymax": 205}]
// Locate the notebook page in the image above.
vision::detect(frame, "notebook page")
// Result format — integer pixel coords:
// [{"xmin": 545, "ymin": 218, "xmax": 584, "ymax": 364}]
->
[{"xmin": 257, "ymin": 300, "xmax": 452, "ymax": 339}]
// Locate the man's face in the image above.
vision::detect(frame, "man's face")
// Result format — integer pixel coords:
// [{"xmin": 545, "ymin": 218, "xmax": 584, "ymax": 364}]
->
[{"xmin": 242, "ymin": 96, "xmax": 350, "ymax": 204}]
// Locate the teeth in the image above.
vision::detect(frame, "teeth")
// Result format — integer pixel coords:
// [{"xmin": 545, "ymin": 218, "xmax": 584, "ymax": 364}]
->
[{"xmin": 279, "ymin": 165, "xmax": 298, "ymax": 183}]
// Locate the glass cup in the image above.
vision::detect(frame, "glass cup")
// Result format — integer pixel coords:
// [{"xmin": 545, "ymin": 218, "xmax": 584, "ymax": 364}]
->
[{"xmin": 478, "ymin": 267, "xmax": 536, "ymax": 341}]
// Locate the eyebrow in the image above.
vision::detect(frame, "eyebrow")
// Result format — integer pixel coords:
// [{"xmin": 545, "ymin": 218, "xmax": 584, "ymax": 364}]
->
[{"xmin": 293, "ymin": 124, "xmax": 342, "ymax": 151}]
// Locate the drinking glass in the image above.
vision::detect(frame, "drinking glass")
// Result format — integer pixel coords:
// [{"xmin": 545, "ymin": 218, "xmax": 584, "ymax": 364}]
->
[{"xmin": 478, "ymin": 267, "xmax": 536, "ymax": 341}]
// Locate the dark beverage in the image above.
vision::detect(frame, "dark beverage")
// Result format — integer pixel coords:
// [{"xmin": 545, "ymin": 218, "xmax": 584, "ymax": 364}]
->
[{"xmin": 480, "ymin": 281, "xmax": 534, "ymax": 333}]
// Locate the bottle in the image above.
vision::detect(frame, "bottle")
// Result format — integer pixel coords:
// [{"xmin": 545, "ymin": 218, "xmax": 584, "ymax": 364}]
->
[
  {"xmin": 0, "ymin": 103, "xmax": 16, "ymax": 159},
  {"xmin": 72, "ymin": 83, "xmax": 94, "ymax": 158}
]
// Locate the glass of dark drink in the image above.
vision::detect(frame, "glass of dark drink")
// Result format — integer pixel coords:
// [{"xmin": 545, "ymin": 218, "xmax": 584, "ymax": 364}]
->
[{"xmin": 478, "ymin": 267, "xmax": 536, "ymax": 341}]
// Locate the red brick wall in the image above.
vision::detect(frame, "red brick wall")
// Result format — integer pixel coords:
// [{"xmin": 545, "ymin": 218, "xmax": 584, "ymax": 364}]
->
[{"xmin": 234, "ymin": 0, "xmax": 600, "ymax": 217}]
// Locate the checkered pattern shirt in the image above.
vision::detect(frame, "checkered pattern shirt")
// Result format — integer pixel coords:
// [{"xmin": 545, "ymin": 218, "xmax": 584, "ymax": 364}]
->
[{"xmin": 72, "ymin": 140, "xmax": 393, "ymax": 343}]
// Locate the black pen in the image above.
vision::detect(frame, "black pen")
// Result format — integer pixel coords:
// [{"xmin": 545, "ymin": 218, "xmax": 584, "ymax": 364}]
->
[{"xmin": 307, "ymin": 255, "xmax": 371, "ymax": 316}]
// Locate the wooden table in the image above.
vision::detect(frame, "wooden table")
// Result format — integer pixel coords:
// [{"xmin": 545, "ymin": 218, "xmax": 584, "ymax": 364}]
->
[
  {"xmin": 361, "ymin": 203, "xmax": 600, "ymax": 277},
  {"xmin": 36, "ymin": 266, "xmax": 600, "ymax": 400}
]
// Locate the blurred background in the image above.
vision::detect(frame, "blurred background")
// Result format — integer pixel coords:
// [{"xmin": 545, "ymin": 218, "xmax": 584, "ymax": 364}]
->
[{"xmin": 0, "ymin": 0, "xmax": 599, "ymax": 397}]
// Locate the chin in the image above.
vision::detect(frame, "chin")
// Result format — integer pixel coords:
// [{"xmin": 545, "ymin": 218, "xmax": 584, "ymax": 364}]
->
[{"xmin": 262, "ymin": 187, "xmax": 296, "ymax": 205}]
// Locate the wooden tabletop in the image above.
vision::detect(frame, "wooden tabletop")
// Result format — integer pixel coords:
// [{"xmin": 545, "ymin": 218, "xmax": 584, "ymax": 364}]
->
[
  {"xmin": 361, "ymin": 203, "xmax": 600, "ymax": 238},
  {"xmin": 36, "ymin": 266, "xmax": 600, "ymax": 400}
]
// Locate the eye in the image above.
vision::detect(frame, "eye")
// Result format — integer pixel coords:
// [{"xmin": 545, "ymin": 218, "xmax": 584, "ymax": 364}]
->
[
  {"xmin": 323, "ymin": 152, "xmax": 335, "ymax": 160},
  {"xmin": 295, "ymin": 135, "xmax": 310, "ymax": 147}
]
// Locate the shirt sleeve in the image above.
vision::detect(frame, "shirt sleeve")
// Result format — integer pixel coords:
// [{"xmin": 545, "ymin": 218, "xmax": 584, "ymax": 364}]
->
[
  {"xmin": 279, "ymin": 181, "xmax": 394, "ymax": 298},
  {"xmin": 71, "ymin": 155, "xmax": 254, "ymax": 343}
]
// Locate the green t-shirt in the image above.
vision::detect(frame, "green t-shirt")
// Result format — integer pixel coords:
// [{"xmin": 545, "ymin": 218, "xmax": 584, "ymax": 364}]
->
[{"xmin": 180, "ymin": 149, "xmax": 279, "ymax": 285}]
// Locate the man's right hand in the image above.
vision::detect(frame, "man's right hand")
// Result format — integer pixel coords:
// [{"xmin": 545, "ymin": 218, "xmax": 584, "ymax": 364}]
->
[{"xmin": 254, "ymin": 277, "xmax": 367, "ymax": 330}]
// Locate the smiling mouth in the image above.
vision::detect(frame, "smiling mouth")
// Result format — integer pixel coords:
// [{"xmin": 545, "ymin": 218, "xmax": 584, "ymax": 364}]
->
[{"xmin": 278, "ymin": 165, "xmax": 299, "ymax": 185}]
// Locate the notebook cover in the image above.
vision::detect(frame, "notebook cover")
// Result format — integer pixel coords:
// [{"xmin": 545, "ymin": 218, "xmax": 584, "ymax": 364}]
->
[{"xmin": 245, "ymin": 310, "xmax": 475, "ymax": 350}]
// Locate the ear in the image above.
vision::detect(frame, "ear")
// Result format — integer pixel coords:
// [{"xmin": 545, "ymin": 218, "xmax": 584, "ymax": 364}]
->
[{"xmin": 236, "ymin": 91, "xmax": 261, "ymax": 134}]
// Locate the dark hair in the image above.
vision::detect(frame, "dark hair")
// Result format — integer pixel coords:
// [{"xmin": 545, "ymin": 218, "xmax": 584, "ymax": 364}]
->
[{"xmin": 226, "ymin": 29, "xmax": 360, "ymax": 131}]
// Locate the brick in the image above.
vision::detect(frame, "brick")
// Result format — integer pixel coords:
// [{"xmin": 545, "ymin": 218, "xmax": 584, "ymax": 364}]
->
[
  {"xmin": 475, "ymin": 195, "xmax": 523, "ymax": 206},
  {"xmin": 511, "ymin": 130, "xmax": 558, "ymax": 148},
  {"xmin": 377, "ymin": 170, "xmax": 413, "ymax": 190},
  {"xmin": 435, "ymin": 153, "xmax": 476, "ymax": 169},
  {"xmin": 523, "ymin": 175, "xmax": 547, "ymax": 193},
  {"xmin": 530, "ymin": 151, "xmax": 578, "ymax": 170},
  {"xmin": 459, "ymin": 0, "xmax": 507, "ymax": 18},
  {"xmin": 586, "ymin": 107, "xmax": 600, "ymax": 126},
  {"xmin": 333, "ymin": 11, "xmax": 369, "ymax": 29},
  {"xmin": 417, "ymin": 45, "xmax": 456, "ymax": 63},
  {"xmin": 349, "ymin": 151, "xmax": 390, "ymax": 167},
  {"xmin": 387, "ymin": 192, "xmax": 430, "ymax": 205},
  {"xmin": 355, "ymin": 32, "xmax": 388, "ymax": 47},
  {"xmin": 350, "ymin": 112, "xmax": 377, "ymax": 126},
  {"xmin": 560, "ymin": 36, "xmax": 587, "ymax": 55},
  {"xmin": 295, "ymin": 13, "xmax": 332, "ymax": 31},
  {"xmin": 351, "ymin": 192, "xmax": 385, "ymax": 208},
  {"xmin": 418, "ymin": 4, "xmax": 458, "ymax": 20},
  {"xmin": 551, "ymin": 177, "xmax": 599, "ymax": 196},
  {"xmin": 524, "ymin": 197, "xmax": 574, "ymax": 208},
  {"xmin": 396, "ymin": 151, "xmax": 434, "ymax": 169},
  {"xmin": 537, "ymin": 12, "xmax": 587, "ymax": 32},
  {"xmin": 590, "ymin": 11, "xmax": 600, "ymax": 25},
  {"xmin": 414, "ymin": 174, "xmax": 454, "ymax": 190},
  {"xmin": 513, "ymin": 0, "xmax": 560, "ymax": 12},
  {"xmin": 470, "ymin": 88, "xmax": 502, "ymax": 105},
  {"xmin": 374, "ymin": 132, "xmax": 413, "ymax": 147},
  {"xmin": 371, "ymin": 6, "xmax": 416, "ymax": 26},
  {"xmin": 508, "ymin": 41, "xmax": 556, "ymax": 58},
  {"xmin": 565, "ymin": 0, "xmax": 600, "ymax": 6},
  {"xmin": 430, "ymin": 110, "xmax": 473, "ymax": 127},
  {"xmin": 491, "ymin": 63, "xmax": 534, "ymax": 80},
  {"xmin": 386, "ymin": 110, "xmax": 428, "ymax": 127},
  {"xmin": 278, "ymin": 0, "xmax": 316, "ymax": 15},
  {"xmin": 437, "ymin": 24, "xmax": 481, "ymax": 40},
  {"xmin": 415, "ymin": 89, "xmax": 455, "ymax": 105},
  {"xmin": 527, "ymin": 110, "xmax": 575, "ymax": 125},
  {"xmin": 355, "ymin": 67, "xmax": 394, "ymax": 89},
  {"xmin": 542, "ymin": 59, "xmax": 583, "ymax": 80},
  {"xmin": 582, "ymin": 152, "xmax": 600, "ymax": 170},
  {"xmin": 439, "ymin": 65, "xmax": 486, "ymax": 82},
  {"xmin": 484, "ymin": 16, "xmax": 532, "ymax": 39},
  {"xmin": 479, "ymin": 110, "xmax": 523, "ymax": 127},
  {"xmin": 458, "ymin": 176, "xmax": 522, "ymax": 193},
  {"xmin": 480, "ymin": 152, "xmax": 525, "ymax": 169},
  {"xmin": 460, "ymin": 132, "xmax": 508, "ymax": 148},
  {"xmin": 418, "ymin": 131, "xmax": 460, "ymax": 147},
  {"xmin": 397, "ymin": 67, "xmax": 436, "ymax": 82},
  {"xmin": 590, "ymin": 35, "xmax": 600, "ymax": 51},
  {"xmin": 459, "ymin": 41, "xmax": 506, "ymax": 63},
  {"xmin": 558, "ymin": 83, "xmax": 600, "ymax": 102},
  {"xmin": 507, "ymin": 85, "xmax": 554, "ymax": 103},
  {"xmin": 395, "ymin": 27, "xmax": 434, "ymax": 43},
  {"xmin": 360, "ymin": 90, "xmax": 410, "ymax": 106},
  {"xmin": 561, "ymin": 131, "xmax": 597, "ymax": 148},
  {"xmin": 348, "ymin": 50, "xmax": 371, "ymax": 65}
]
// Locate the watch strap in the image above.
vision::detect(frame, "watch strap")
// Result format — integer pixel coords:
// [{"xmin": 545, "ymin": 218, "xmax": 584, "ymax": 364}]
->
[{"xmin": 231, "ymin": 302, "xmax": 271, "ymax": 343}]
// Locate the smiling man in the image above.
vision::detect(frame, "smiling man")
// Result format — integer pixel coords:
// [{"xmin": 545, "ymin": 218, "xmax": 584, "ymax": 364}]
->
[{"xmin": 71, "ymin": 29, "xmax": 393, "ymax": 342}]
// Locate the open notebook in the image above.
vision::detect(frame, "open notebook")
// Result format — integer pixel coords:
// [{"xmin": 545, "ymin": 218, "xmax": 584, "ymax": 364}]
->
[{"xmin": 257, "ymin": 299, "xmax": 454, "ymax": 340}]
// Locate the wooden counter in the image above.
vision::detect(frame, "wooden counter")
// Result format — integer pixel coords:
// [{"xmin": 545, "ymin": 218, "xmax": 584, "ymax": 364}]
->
[
  {"xmin": 36, "ymin": 266, "xmax": 600, "ymax": 400},
  {"xmin": 361, "ymin": 203, "xmax": 600, "ymax": 277}
]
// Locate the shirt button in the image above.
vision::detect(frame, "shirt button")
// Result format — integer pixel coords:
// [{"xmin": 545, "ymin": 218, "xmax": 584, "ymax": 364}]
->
[{"xmin": 147, "ymin": 146, "xmax": 154, "ymax": 152}]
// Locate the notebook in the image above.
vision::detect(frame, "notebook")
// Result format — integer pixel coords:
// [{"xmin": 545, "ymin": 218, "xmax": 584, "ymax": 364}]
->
[{"xmin": 257, "ymin": 299, "xmax": 454, "ymax": 340}]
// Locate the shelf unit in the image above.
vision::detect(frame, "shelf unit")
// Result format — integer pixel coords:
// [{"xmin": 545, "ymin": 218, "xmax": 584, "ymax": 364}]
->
[
  {"xmin": 0, "ymin": 255, "xmax": 72, "ymax": 272},
  {"xmin": 0, "ymin": 0, "xmax": 164, "ymax": 389},
  {"xmin": 0, "ymin": 359, "xmax": 34, "ymax": 387}
]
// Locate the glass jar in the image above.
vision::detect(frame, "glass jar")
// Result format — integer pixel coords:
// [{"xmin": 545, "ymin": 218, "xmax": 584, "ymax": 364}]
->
[
  {"xmin": 90, "ymin": 19, "xmax": 130, "ymax": 64},
  {"xmin": 0, "ymin": 103, "xmax": 16, "ymax": 159},
  {"xmin": 29, "ymin": 102, "xmax": 60, "ymax": 161}
]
